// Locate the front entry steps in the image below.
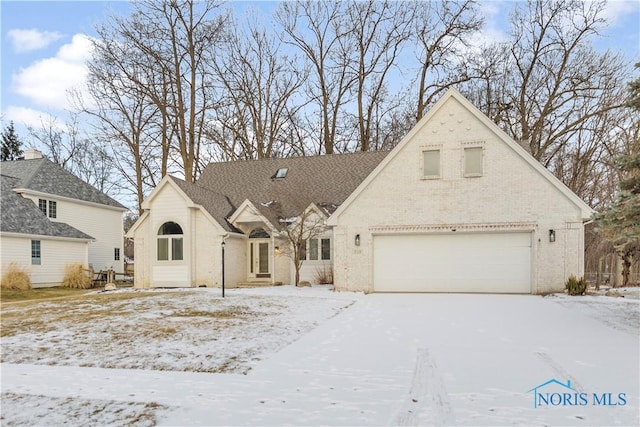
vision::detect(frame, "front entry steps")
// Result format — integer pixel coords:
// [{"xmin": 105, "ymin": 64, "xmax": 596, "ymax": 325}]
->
[{"xmin": 235, "ymin": 281, "xmax": 284, "ymax": 288}]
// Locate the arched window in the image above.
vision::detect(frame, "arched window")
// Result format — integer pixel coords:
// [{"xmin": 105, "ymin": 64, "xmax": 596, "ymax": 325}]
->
[
  {"xmin": 157, "ymin": 221, "xmax": 183, "ymax": 261},
  {"xmin": 249, "ymin": 228, "xmax": 270, "ymax": 238}
]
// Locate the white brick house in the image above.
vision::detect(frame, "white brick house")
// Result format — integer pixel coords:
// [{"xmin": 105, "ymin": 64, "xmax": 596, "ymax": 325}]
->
[
  {"xmin": 328, "ymin": 89, "xmax": 593, "ymax": 293},
  {"xmin": 129, "ymin": 89, "xmax": 592, "ymax": 293}
]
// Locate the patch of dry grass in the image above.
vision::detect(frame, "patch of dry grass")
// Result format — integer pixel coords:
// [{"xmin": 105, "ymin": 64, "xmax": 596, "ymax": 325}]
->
[
  {"xmin": 0, "ymin": 289, "xmax": 351, "ymax": 374},
  {"xmin": 1, "ymin": 263, "xmax": 31, "ymax": 290},
  {"xmin": 172, "ymin": 306, "xmax": 251, "ymax": 319},
  {"xmin": 61, "ymin": 264, "xmax": 92, "ymax": 289},
  {"xmin": 0, "ymin": 392, "xmax": 170, "ymax": 427},
  {"xmin": 0, "ymin": 287, "xmax": 91, "ymax": 303}
]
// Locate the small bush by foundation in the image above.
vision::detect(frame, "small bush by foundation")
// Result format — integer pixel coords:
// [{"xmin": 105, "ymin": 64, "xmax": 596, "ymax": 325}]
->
[
  {"xmin": 565, "ymin": 275, "xmax": 587, "ymax": 296},
  {"xmin": 0, "ymin": 263, "xmax": 32, "ymax": 290},
  {"xmin": 314, "ymin": 265, "xmax": 333, "ymax": 285},
  {"xmin": 62, "ymin": 264, "xmax": 93, "ymax": 289}
]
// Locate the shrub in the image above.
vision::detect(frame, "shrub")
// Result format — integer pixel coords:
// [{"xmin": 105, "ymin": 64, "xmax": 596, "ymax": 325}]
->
[
  {"xmin": 565, "ymin": 275, "xmax": 587, "ymax": 296},
  {"xmin": 314, "ymin": 265, "xmax": 333, "ymax": 285},
  {"xmin": 62, "ymin": 264, "xmax": 93, "ymax": 289},
  {"xmin": 0, "ymin": 263, "xmax": 32, "ymax": 290}
]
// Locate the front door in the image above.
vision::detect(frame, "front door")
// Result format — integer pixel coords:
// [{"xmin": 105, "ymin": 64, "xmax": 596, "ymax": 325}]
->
[{"xmin": 248, "ymin": 240, "xmax": 271, "ymax": 279}]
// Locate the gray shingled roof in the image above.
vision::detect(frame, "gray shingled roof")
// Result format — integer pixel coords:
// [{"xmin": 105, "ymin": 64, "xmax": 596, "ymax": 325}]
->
[
  {"xmin": 1, "ymin": 157, "xmax": 126, "ymax": 209},
  {"xmin": 194, "ymin": 151, "xmax": 389, "ymax": 231},
  {"xmin": 169, "ymin": 177, "xmax": 241, "ymax": 233},
  {"xmin": 1, "ymin": 175, "xmax": 94, "ymax": 240}
]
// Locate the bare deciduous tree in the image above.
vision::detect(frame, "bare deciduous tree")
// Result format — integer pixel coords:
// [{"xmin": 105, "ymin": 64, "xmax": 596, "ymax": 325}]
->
[
  {"xmin": 463, "ymin": 0, "xmax": 631, "ymax": 208},
  {"xmin": 277, "ymin": 203, "xmax": 328, "ymax": 287},
  {"xmin": 412, "ymin": 0, "xmax": 483, "ymax": 121},
  {"xmin": 342, "ymin": 0, "xmax": 414, "ymax": 151},
  {"xmin": 208, "ymin": 13, "xmax": 307, "ymax": 161},
  {"xmin": 27, "ymin": 114, "xmax": 116, "ymax": 196},
  {"xmin": 276, "ymin": 0, "xmax": 357, "ymax": 155}
]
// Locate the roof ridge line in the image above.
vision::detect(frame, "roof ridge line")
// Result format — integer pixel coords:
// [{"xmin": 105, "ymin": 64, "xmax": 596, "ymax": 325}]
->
[{"xmin": 205, "ymin": 150, "xmax": 392, "ymax": 166}]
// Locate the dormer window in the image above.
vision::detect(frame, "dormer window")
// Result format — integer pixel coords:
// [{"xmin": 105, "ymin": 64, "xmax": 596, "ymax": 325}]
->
[{"xmin": 274, "ymin": 167, "xmax": 288, "ymax": 179}]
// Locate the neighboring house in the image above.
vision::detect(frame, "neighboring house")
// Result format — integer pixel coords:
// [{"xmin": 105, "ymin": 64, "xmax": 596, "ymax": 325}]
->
[
  {"xmin": 128, "ymin": 89, "xmax": 593, "ymax": 294},
  {"xmin": 1, "ymin": 149, "xmax": 127, "ymax": 287}
]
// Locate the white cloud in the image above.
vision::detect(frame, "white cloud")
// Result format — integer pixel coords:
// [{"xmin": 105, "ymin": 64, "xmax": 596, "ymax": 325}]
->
[
  {"xmin": 11, "ymin": 34, "xmax": 94, "ymax": 111},
  {"xmin": 7, "ymin": 28, "xmax": 64, "ymax": 53},
  {"xmin": 600, "ymin": 0, "xmax": 639, "ymax": 26},
  {"xmin": 2, "ymin": 106, "xmax": 59, "ymax": 130}
]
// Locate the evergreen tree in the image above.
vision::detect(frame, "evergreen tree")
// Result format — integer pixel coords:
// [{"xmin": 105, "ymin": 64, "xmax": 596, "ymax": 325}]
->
[
  {"xmin": 1, "ymin": 121, "xmax": 24, "ymax": 161},
  {"xmin": 595, "ymin": 66, "xmax": 640, "ymax": 286}
]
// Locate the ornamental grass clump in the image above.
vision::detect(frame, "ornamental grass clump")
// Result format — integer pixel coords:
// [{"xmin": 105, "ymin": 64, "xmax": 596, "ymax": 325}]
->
[
  {"xmin": 565, "ymin": 275, "xmax": 587, "ymax": 296},
  {"xmin": 62, "ymin": 264, "xmax": 92, "ymax": 289},
  {"xmin": 0, "ymin": 263, "xmax": 32, "ymax": 290}
]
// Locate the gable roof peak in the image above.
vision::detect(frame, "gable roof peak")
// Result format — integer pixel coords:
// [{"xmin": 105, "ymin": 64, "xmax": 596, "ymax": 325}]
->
[{"xmin": 1, "ymin": 156, "xmax": 125, "ymax": 210}]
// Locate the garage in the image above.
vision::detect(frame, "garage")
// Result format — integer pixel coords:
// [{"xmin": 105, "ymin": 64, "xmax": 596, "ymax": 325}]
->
[{"xmin": 373, "ymin": 232, "xmax": 532, "ymax": 293}]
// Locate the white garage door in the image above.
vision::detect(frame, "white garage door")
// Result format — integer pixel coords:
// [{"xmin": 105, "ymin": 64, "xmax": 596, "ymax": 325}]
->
[{"xmin": 373, "ymin": 232, "xmax": 531, "ymax": 293}]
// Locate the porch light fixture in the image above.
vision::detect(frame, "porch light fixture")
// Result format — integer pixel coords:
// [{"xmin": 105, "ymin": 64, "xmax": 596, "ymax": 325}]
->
[
  {"xmin": 221, "ymin": 240, "xmax": 226, "ymax": 298},
  {"xmin": 549, "ymin": 229, "xmax": 556, "ymax": 243},
  {"xmin": 355, "ymin": 234, "xmax": 360, "ymax": 246}
]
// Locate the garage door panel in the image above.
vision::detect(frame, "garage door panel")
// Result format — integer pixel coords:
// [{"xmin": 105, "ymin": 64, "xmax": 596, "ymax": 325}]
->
[{"xmin": 373, "ymin": 233, "xmax": 531, "ymax": 293}]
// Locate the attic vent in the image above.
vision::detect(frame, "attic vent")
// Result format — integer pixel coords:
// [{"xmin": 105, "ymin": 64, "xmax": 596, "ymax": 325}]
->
[{"xmin": 274, "ymin": 167, "xmax": 288, "ymax": 179}]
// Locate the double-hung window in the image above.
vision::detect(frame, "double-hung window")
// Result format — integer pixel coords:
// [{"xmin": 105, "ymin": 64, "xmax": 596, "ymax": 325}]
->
[
  {"xmin": 157, "ymin": 222, "xmax": 184, "ymax": 261},
  {"xmin": 321, "ymin": 238, "xmax": 331, "ymax": 260},
  {"xmin": 31, "ymin": 240, "xmax": 41, "ymax": 265},
  {"xmin": 37, "ymin": 199, "xmax": 57, "ymax": 218},
  {"xmin": 304, "ymin": 238, "xmax": 331, "ymax": 261},
  {"xmin": 308, "ymin": 238, "xmax": 319, "ymax": 260},
  {"xmin": 48, "ymin": 200, "xmax": 57, "ymax": 218},
  {"xmin": 38, "ymin": 199, "xmax": 47, "ymax": 215}
]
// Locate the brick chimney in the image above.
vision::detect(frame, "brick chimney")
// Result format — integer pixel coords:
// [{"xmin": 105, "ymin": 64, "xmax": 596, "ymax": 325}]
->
[{"xmin": 24, "ymin": 149, "xmax": 43, "ymax": 160}]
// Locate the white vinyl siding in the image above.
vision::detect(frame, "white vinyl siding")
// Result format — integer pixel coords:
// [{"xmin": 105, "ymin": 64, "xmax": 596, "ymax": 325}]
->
[
  {"xmin": 22, "ymin": 194, "xmax": 124, "ymax": 273},
  {"xmin": 0, "ymin": 235, "xmax": 88, "ymax": 287}
]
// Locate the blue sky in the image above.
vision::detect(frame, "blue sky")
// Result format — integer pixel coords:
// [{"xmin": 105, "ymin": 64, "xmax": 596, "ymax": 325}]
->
[{"xmin": 1, "ymin": 0, "xmax": 639, "ymax": 139}]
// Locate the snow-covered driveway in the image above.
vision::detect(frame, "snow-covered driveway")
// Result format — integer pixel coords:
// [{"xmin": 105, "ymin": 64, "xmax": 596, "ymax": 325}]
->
[{"xmin": 1, "ymin": 288, "xmax": 638, "ymax": 426}]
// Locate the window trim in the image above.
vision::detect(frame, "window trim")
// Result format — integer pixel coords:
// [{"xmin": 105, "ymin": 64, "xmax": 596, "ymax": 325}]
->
[
  {"xmin": 274, "ymin": 167, "xmax": 288, "ymax": 179},
  {"xmin": 463, "ymin": 145, "xmax": 484, "ymax": 178},
  {"xmin": 157, "ymin": 221, "xmax": 184, "ymax": 261},
  {"xmin": 31, "ymin": 240, "xmax": 41, "ymax": 265},
  {"xmin": 421, "ymin": 147, "xmax": 441, "ymax": 179},
  {"xmin": 308, "ymin": 238, "xmax": 319, "ymax": 260},
  {"xmin": 48, "ymin": 200, "xmax": 57, "ymax": 218},
  {"xmin": 320, "ymin": 238, "xmax": 331, "ymax": 260},
  {"xmin": 38, "ymin": 199, "xmax": 47, "ymax": 216}
]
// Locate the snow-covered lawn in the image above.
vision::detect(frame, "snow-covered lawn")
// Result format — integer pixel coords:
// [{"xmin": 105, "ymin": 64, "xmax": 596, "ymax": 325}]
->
[
  {"xmin": 1, "ymin": 286, "xmax": 638, "ymax": 426},
  {"xmin": 0, "ymin": 286, "xmax": 352, "ymax": 373}
]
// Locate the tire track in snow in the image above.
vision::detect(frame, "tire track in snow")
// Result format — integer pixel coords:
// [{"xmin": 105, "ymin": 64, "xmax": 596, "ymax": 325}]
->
[
  {"xmin": 535, "ymin": 351, "xmax": 584, "ymax": 392},
  {"xmin": 394, "ymin": 348, "xmax": 453, "ymax": 426}
]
